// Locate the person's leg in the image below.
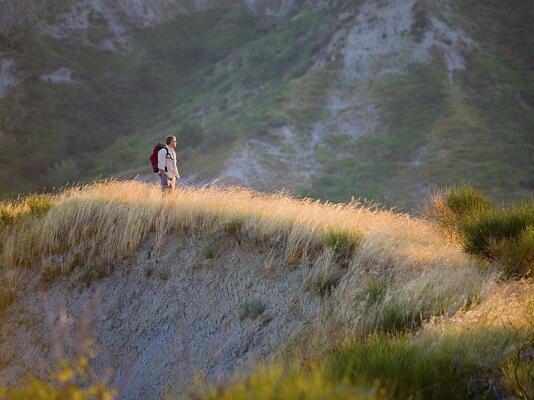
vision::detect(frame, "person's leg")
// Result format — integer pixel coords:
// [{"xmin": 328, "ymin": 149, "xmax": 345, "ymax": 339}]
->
[
  {"xmin": 168, "ymin": 177, "xmax": 176, "ymax": 191},
  {"xmin": 160, "ymin": 174, "xmax": 169, "ymax": 191}
]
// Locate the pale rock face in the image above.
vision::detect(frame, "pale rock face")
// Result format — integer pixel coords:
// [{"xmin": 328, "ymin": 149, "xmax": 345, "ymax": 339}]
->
[
  {"xmin": 42, "ymin": 0, "xmax": 128, "ymax": 48},
  {"xmin": 38, "ymin": 0, "xmax": 296, "ymax": 41},
  {"xmin": 216, "ymin": 0, "xmax": 475, "ymax": 190},
  {"xmin": 218, "ymin": 144, "xmax": 268, "ymax": 186},
  {"xmin": 0, "ymin": 58, "xmax": 19, "ymax": 98},
  {"xmin": 341, "ymin": 0, "xmax": 473, "ymax": 84},
  {"xmin": 115, "ymin": 0, "xmax": 217, "ymax": 26},
  {"xmin": 0, "ymin": 0, "xmax": 46, "ymax": 33},
  {"xmin": 39, "ymin": 67, "xmax": 78, "ymax": 84},
  {"xmin": 244, "ymin": 0, "xmax": 296, "ymax": 17}
]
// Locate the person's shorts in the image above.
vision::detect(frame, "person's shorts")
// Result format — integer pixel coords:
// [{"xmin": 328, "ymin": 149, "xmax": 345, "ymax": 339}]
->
[{"xmin": 160, "ymin": 175, "xmax": 176, "ymax": 191}]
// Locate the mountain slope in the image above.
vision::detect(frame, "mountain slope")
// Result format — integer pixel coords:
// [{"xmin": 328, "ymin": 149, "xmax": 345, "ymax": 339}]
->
[{"xmin": 0, "ymin": 0, "xmax": 533, "ymax": 209}]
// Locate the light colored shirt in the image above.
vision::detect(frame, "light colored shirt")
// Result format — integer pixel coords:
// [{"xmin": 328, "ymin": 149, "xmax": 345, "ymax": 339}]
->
[{"xmin": 157, "ymin": 145, "xmax": 180, "ymax": 179}]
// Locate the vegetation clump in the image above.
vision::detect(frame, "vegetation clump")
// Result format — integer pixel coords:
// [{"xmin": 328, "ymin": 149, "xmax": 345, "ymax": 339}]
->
[
  {"xmin": 0, "ymin": 288, "xmax": 16, "ymax": 313},
  {"xmin": 427, "ymin": 185, "xmax": 534, "ymax": 277},
  {"xmin": 222, "ymin": 215, "xmax": 247, "ymax": 237},
  {"xmin": 240, "ymin": 298, "xmax": 267, "ymax": 320},
  {"xmin": 202, "ymin": 242, "xmax": 218, "ymax": 259},
  {"xmin": 0, "ymin": 194, "xmax": 55, "ymax": 226}
]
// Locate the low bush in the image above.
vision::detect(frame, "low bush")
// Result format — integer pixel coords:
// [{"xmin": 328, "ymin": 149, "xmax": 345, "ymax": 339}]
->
[
  {"xmin": 240, "ymin": 298, "xmax": 266, "ymax": 320},
  {"xmin": 324, "ymin": 230, "xmax": 361, "ymax": 262},
  {"xmin": 202, "ymin": 243, "xmax": 217, "ymax": 259},
  {"xmin": 0, "ymin": 205, "xmax": 18, "ymax": 225},
  {"xmin": 0, "ymin": 289, "xmax": 16, "ymax": 313},
  {"xmin": 427, "ymin": 186, "xmax": 533, "ymax": 277},
  {"xmin": 461, "ymin": 203, "xmax": 534, "ymax": 256},
  {"xmin": 444, "ymin": 185, "xmax": 492, "ymax": 219},
  {"xmin": 222, "ymin": 215, "xmax": 247, "ymax": 236},
  {"xmin": 0, "ymin": 194, "xmax": 55, "ymax": 226},
  {"xmin": 26, "ymin": 194, "xmax": 54, "ymax": 216}
]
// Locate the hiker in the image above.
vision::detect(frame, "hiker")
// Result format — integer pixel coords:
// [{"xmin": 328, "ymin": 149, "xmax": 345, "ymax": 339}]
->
[{"xmin": 157, "ymin": 135, "xmax": 180, "ymax": 192}]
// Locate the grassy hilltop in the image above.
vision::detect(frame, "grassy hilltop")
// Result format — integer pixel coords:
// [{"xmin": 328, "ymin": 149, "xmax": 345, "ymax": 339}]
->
[{"xmin": 0, "ymin": 181, "xmax": 532, "ymax": 398}]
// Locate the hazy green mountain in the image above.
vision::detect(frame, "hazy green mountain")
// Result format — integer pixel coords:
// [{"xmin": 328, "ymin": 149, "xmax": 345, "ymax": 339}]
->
[{"xmin": 0, "ymin": 0, "xmax": 533, "ymax": 209}]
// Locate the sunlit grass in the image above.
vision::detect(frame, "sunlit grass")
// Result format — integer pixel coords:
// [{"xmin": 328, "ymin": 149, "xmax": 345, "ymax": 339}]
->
[{"xmin": 0, "ymin": 180, "xmax": 472, "ymax": 272}]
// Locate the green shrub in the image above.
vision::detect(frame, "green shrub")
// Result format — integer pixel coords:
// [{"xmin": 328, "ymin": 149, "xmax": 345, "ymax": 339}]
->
[
  {"xmin": 222, "ymin": 215, "xmax": 247, "ymax": 236},
  {"xmin": 499, "ymin": 226, "xmax": 534, "ymax": 277},
  {"xmin": 458, "ymin": 202, "xmax": 534, "ymax": 277},
  {"xmin": 461, "ymin": 203, "xmax": 534, "ymax": 256},
  {"xmin": 0, "ymin": 205, "xmax": 17, "ymax": 225},
  {"xmin": 26, "ymin": 194, "xmax": 54, "ymax": 216},
  {"xmin": 379, "ymin": 301, "xmax": 423, "ymax": 333},
  {"xmin": 431, "ymin": 186, "xmax": 533, "ymax": 277},
  {"xmin": 324, "ymin": 230, "xmax": 361, "ymax": 261},
  {"xmin": 325, "ymin": 332, "xmax": 495, "ymax": 399},
  {"xmin": 202, "ymin": 243, "xmax": 217, "ymax": 259},
  {"xmin": 0, "ymin": 289, "xmax": 16, "ymax": 312},
  {"xmin": 444, "ymin": 185, "xmax": 492, "ymax": 219},
  {"xmin": 361, "ymin": 277, "xmax": 388, "ymax": 305},
  {"xmin": 204, "ymin": 326, "xmax": 523, "ymax": 400},
  {"xmin": 240, "ymin": 298, "xmax": 266, "ymax": 320},
  {"xmin": 0, "ymin": 195, "xmax": 53, "ymax": 226}
]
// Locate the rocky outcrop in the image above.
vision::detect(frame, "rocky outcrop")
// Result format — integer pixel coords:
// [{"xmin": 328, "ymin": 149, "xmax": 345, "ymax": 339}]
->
[
  {"xmin": 339, "ymin": 0, "xmax": 473, "ymax": 84},
  {"xmin": 39, "ymin": 67, "xmax": 79, "ymax": 83},
  {"xmin": 0, "ymin": 58, "xmax": 19, "ymax": 98},
  {"xmin": 0, "ymin": 0, "xmax": 46, "ymax": 33}
]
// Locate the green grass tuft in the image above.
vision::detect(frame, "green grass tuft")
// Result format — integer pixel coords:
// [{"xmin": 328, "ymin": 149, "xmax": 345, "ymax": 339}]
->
[
  {"xmin": 444, "ymin": 185, "xmax": 493, "ymax": 219},
  {"xmin": 222, "ymin": 215, "xmax": 247, "ymax": 236},
  {"xmin": 26, "ymin": 195, "xmax": 54, "ymax": 216},
  {"xmin": 361, "ymin": 277, "xmax": 388, "ymax": 305},
  {"xmin": 202, "ymin": 242, "xmax": 217, "ymax": 259},
  {"xmin": 0, "ymin": 289, "xmax": 16, "ymax": 313},
  {"xmin": 324, "ymin": 230, "xmax": 361, "ymax": 262},
  {"xmin": 0, "ymin": 205, "xmax": 18, "ymax": 226},
  {"xmin": 240, "ymin": 298, "xmax": 266, "ymax": 320}
]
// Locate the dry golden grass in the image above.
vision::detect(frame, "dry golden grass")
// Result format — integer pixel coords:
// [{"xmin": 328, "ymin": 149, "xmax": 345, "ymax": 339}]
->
[
  {"xmin": 434, "ymin": 280, "xmax": 534, "ymax": 333},
  {"xmin": 1, "ymin": 180, "xmax": 473, "ymax": 269}
]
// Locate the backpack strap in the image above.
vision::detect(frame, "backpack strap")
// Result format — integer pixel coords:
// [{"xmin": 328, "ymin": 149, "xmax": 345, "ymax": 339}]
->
[{"xmin": 164, "ymin": 146, "xmax": 173, "ymax": 160}]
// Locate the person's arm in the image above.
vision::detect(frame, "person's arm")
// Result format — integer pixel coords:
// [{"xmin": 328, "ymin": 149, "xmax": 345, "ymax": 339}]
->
[
  {"xmin": 174, "ymin": 153, "xmax": 180, "ymax": 179},
  {"xmin": 157, "ymin": 148, "xmax": 166, "ymax": 176}
]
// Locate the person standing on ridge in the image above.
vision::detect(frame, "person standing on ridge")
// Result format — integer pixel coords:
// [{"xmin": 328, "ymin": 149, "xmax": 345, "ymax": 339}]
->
[{"xmin": 158, "ymin": 135, "xmax": 180, "ymax": 192}]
